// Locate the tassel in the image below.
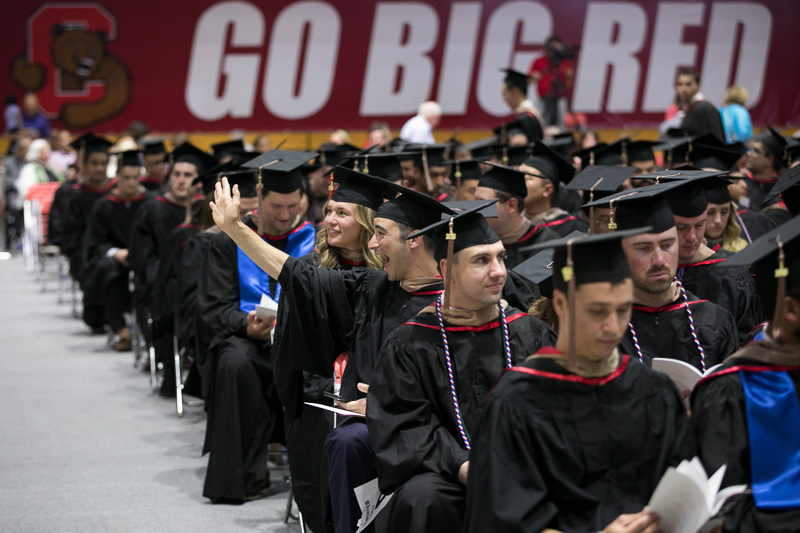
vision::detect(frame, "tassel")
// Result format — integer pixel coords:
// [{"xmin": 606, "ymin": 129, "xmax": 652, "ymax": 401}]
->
[{"xmin": 444, "ymin": 217, "xmax": 456, "ymax": 310}]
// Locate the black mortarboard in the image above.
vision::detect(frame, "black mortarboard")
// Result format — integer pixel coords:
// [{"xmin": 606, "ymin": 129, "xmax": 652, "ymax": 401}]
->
[
  {"xmin": 566, "ymin": 165, "xmax": 637, "ymax": 204},
  {"xmin": 574, "ymin": 143, "xmax": 609, "ymax": 168},
  {"xmin": 318, "ymin": 142, "xmax": 360, "ymax": 167},
  {"xmin": 396, "ymin": 151, "xmax": 422, "ymax": 165},
  {"xmin": 657, "ymin": 133, "xmax": 727, "ymax": 169},
  {"xmin": 84, "ymin": 137, "xmax": 113, "ymax": 156},
  {"xmin": 195, "ymin": 161, "xmax": 258, "ymax": 197},
  {"xmin": 479, "ymin": 163, "xmax": 528, "ymax": 198},
  {"xmin": 757, "ymin": 126, "xmax": 796, "ymax": 169},
  {"xmin": 494, "ymin": 115, "xmax": 541, "ymax": 143},
  {"xmin": 210, "ymin": 139, "xmax": 245, "ymax": 159},
  {"xmin": 421, "ymin": 143, "xmax": 452, "ymax": 167},
  {"xmin": 464, "ymin": 136, "xmax": 501, "ymax": 161},
  {"xmin": 375, "ymin": 183, "xmax": 455, "ymax": 230},
  {"xmin": 543, "ymin": 132, "xmax": 577, "ymax": 157},
  {"xmin": 501, "ymin": 68, "xmax": 529, "ymax": 93},
  {"xmin": 142, "ymin": 139, "xmax": 166, "ymax": 155},
  {"xmin": 330, "ymin": 166, "xmax": 398, "ymax": 211},
  {"xmin": 117, "ymin": 150, "xmax": 142, "ymax": 168},
  {"xmin": 721, "ymin": 215, "xmax": 800, "ymax": 341},
  {"xmin": 520, "ymin": 142, "xmax": 576, "ymax": 191},
  {"xmin": 70, "ymin": 133, "xmax": 95, "ymax": 150},
  {"xmin": 763, "ymin": 165, "xmax": 800, "ymax": 215},
  {"xmin": 443, "ymin": 200, "xmax": 498, "ymax": 219},
  {"xmin": 356, "ymin": 153, "xmax": 404, "ymax": 182},
  {"xmin": 444, "ymin": 160, "xmax": 483, "ymax": 187},
  {"xmin": 594, "ymin": 139, "xmax": 627, "ymax": 166},
  {"xmin": 512, "ymin": 230, "xmax": 585, "ymax": 299},
  {"xmin": 170, "ymin": 142, "xmax": 218, "ymax": 174},
  {"xmin": 626, "ymin": 140, "xmax": 659, "ymax": 162},
  {"xmin": 704, "ymin": 178, "xmax": 732, "ymax": 205},
  {"xmin": 503, "ymin": 145, "xmax": 533, "ymax": 167},
  {"xmin": 654, "ymin": 171, "xmax": 731, "ymax": 218},
  {"xmin": 242, "ymin": 149, "xmax": 317, "ymax": 194},
  {"xmin": 582, "ymin": 182, "xmax": 682, "ymax": 234},
  {"xmin": 689, "ymin": 144, "xmax": 742, "ymax": 171}
]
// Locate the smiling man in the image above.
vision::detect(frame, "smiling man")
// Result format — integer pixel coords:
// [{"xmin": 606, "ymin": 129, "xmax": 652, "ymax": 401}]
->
[{"xmin": 367, "ymin": 203, "xmax": 555, "ymax": 532}]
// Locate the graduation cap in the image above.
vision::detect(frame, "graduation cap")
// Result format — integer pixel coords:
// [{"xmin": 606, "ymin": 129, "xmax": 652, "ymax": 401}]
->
[
  {"xmin": 526, "ymin": 227, "xmax": 649, "ymax": 364},
  {"xmin": 210, "ymin": 139, "xmax": 245, "ymax": 159},
  {"xmin": 593, "ymin": 139, "xmax": 628, "ymax": 165},
  {"xmin": 543, "ymin": 132, "xmax": 577, "ymax": 157},
  {"xmin": 704, "ymin": 178, "xmax": 732, "ymax": 205},
  {"xmin": 444, "ymin": 159, "xmax": 484, "ymax": 191},
  {"xmin": 170, "ymin": 142, "xmax": 219, "ymax": 174},
  {"xmin": 512, "ymin": 230, "xmax": 585, "ymax": 299},
  {"xmin": 763, "ymin": 165, "xmax": 800, "ymax": 216},
  {"xmin": 582, "ymin": 181, "xmax": 686, "ymax": 234},
  {"xmin": 626, "ymin": 140, "xmax": 659, "ymax": 163},
  {"xmin": 689, "ymin": 144, "xmax": 743, "ymax": 171},
  {"xmin": 242, "ymin": 149, "xmax": 317, "ymax": 194},
  {"xmin": 116, "ymin": 150, "xmax": 142, "ymax": 169},
  {"xmin": 657, "ymin": 133, "xmax": 727, "ymax": 169},
  {"xmin": 329, "ymin": 166, "xmax": 398, "ymax": 211},
  {"xmin": 574, "ymin": 143, "xmax": 609, "ymax": 168},
  {"xmin": 375, "ymin": 182, "xmax": 456, "ymax": 230},
  {"xmin": 69, "ymin": 132, "xmax": 96, "ymax": 151},
  {"xmin": 567, "ymin": 165, "xmax": 637, "ymax": 231},
  {"xmin": 722, "ymin": 216, "xmax": 800, "ymax": 342},
  {"xmin": 83, "ymin": 136, "xmax": 113, "ymax": 156},
  {"xmin": 503, "ymin": 145, "xmax": 535, "ymax": 167},
  {"xmin": 142, "ymin": 139, "xmax": 167, "ymax": 155},
  {"xmin": 352, "ymin": 153, "xmax": 403, "ymax": 182},
  {"xmin": 442, "ymin": 200, "xmax": 498, "ymax": 219},
  {"xmin": 420, "ymin": 143, "xmax": 452, "ymax": 167},
  {"xmin": 519, "ymin": 142, "xmax": 576, "ymax": 192},
  {"xmin": 194, "ymin": 159, "xmax": 259, "ymax": 197},
  {"xmin": 463, "ymin": 136, "xmax": 501, "ymax": 161},
  {"xmin": 756, "ymin": 126, "xmax": 796, "ymax": 169},
  {"xmin": 501, "ymin": 68, "xmax": 530, "ymax": 93},
  {"xmin": 318, "ymin": 142, "xmax": 360, "ymax": 168},
  {"xmin": 494, "ymin": 115, "xmax": 541, "ymax": 144},
  {"xmin": 656, "ymin": 171, "xmax": 731, "ymax": 218},
  {"xmin": 479, "ymin": 162, "xmax": 528, "ymax": 199},
  {"xmin": 408, "ymin": 199, "xmax": 500, "ymax": 308}
]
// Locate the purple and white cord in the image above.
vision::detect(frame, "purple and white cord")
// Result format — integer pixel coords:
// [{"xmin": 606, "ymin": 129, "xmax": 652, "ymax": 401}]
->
[
  {"xmin": 735, "ymin": 210, "xmax": 753, "ymax": 244},
  {"xmin": 435, "ymin": 294, "xmax": 512, "ymax": 450},
  {"xmin": 628, "ymin": 321, "xmax": 643, "ymax": 362}
]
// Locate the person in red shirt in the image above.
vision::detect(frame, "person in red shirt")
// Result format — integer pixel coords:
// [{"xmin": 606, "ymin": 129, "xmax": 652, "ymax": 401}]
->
[{"xmin": 528, "ymin": 36, "xmax": 575, "ymax": 127}]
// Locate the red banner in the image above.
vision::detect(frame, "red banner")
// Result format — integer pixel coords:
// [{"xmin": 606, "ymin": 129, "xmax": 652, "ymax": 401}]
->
[{"xmin": 3, "ymin": 0, "xmax": 799, "ymax": 133}]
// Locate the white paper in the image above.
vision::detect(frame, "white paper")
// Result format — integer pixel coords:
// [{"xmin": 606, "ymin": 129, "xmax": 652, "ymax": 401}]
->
[
  {"xmin": 652, "ymin": 358, "xmax": 702, "ymax": 397},
  {"xmin": 255, "ymin": 293, "xmax": 279, "ymax": 321},
  {"xmin": 304, "ymin": 402, "xmax": 365, "ymax": 418},
  {"xmin": 354, "ymin": 478, "xmax": 393, "ymax": 533}
]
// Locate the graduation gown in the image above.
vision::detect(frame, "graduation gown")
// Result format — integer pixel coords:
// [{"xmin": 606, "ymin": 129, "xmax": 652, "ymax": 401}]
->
[
  {"xmin": 678, "ymin": 247, "xmax": 763, "ymax": 345},
  {"xmin": 691, "ymin": 342, "xmax": 800, "ymax": 532},
  {"xmin": 127, "ymin": 195, "xmax": 187, "ymax": 312},
  {"xmin": 620, "ymin": 290, "xmax": 738, "ymax": 372},
  {"xmin": 503, "ymin": 223, "xmax": 560, "ymax": 270},
  {"xmin": 529, "ymin": 208, "xmax": 589, "ymax": 238},
  {"xmin": 367, "ymin": 308, "xmax": 556, "ymax": 532},
  {"xmin": 745, "ymin": 176, "xmax": 777, "ymax": 213},
  {"xmin": 734, "ymin": 206, "xmax": 775, "ymax": 244},
  {"xmin": 197, "ymin": 216, "xmax": 315, "ymax": 502},
  {"xmin": 139, "ymin": 175, "xmax": 163, "ymax": 192},
  {"xmin": 82, "ymin": 192, "xmax": 151, "ymax": 330},
  {"xmin": 465, "ymin": 350, "xmax": 694, "ymax": 533},
  {"xmin": 48, "ymin": 179, "xmax": 116, "ymax": 285}
]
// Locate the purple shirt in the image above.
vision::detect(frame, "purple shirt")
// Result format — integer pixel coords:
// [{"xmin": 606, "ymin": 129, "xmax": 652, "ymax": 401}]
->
[{"xmin": 21, "ymin": 112, "xmax": 51, "ymax": 139}]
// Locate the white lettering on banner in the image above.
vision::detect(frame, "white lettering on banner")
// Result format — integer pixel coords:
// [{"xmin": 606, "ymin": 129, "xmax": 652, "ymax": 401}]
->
[
  {"xmin": 185, "ymin": 1, "xmax": 264, "ymax": 121},
  {"xmin": 263, "ymin": 2, "xmax": 341, "ymax": 119},
  {"xmin": 360, "ymin": 3, "xmax": 439, "ymax": 116},
  {"xmin": 476, "ymin": 1, "xmax": 551, "ymax": 117},
  {"xmin": 702, "ymin": 3, "xmax": 771, "ymax": 107},
  {"xmin": 642, "ymin": 2, "xmax": 705, "ymax": 112},
  {"xmin": 573, "ymin": 2, "xmax": 648, "ymax": 113},
  {"xmin": 437, "ymin": 2, "xmax": 482, "ymax": 115}
]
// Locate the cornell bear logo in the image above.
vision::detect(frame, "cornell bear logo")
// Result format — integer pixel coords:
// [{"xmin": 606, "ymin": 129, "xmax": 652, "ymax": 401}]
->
[{"xmin": 11, "ymin": 24, "xmax": 131, "ymax": 129}]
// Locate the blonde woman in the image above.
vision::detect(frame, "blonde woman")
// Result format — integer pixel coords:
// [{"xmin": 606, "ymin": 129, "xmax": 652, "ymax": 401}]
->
[
  {"xmin": 719, "ymin": 86, "xmax": 753, "ymax": 144},
  {"xmin": 309, "ymin": 198, "xmax": 382, "ymax": 270},
  {"xmin": 705, "ymin": 181, "xmax": 747, "ymax": 253}
]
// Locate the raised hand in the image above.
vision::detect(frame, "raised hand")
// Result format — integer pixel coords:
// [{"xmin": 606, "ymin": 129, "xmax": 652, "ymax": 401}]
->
[{"xmin": 210, "ymin": 177, "xmax": 242, "ymax": 234}]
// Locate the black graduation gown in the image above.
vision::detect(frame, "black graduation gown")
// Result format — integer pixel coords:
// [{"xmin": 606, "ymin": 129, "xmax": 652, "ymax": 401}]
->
[
  {"xmin": 691, "ymin": 344, "xmax": 800, "ymax": 532},
  {"xmin": 82, "ymin": 192, "xmax": 151, "ymax": 330},
  {"xmin": 620, "ymin": 291, "xmax": 738, "ymax": 372},
  {"xmin": 762, "ymin": 204, "xmax": 794, "ymax": 228},
  {"xmin": 734, "ymin": 206, "xmax": 775, "ymax": 244},
  {"xmin": 539, "ymin": 212, "xmax": 589, "ymax": 238},
  {"xmin": 197, "ymin": 216, "xmax": 314, "ymax": 502},
  {"xmin": 367, "ymin": 309, "xmax": 556, "ymax": 533},
  {"xmin": 678, "ymin": 249, "xmax": 762, "ymax": 345},
  {"xmin": 139, "ymin": 175, "xmax": 163, "ymax": 192},
  {"xmin": 285, "ymin": 251, "xmax": 367, "ymax": 533},
  {"xmin": 745, "ymin": 176, "xmax": 777, "ymax": 213},
  {"xmin": 503, "ymin": 223, "xmax": 560, "ymax": 270},
  {"xmin": 465, "ymin": 351, "xmax": 694, "ymax": 533},
  {"xmin": 127, "ymin": 195, "xmax": 186, "ymax": 312},
  {"xmin": 49, "ymin": 179, "xmax": 117, "ymax": 285}
]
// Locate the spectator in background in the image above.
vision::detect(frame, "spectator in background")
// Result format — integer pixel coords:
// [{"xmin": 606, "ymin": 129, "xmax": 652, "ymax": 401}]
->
[
  {"xmin": 366, "ymin": 121, "xmax": 391, "ymax": 149},
  {"xmin": 4, "ymin": 95, "xmax": 22, "ymax": 134},
  {"xmin": 253, "ymin": 135, "xmax": 271, "ymax": 153},
  {"xmin": 399, "ymin": 101, "xmax": 441, "ymax": 144},
  {"xmin": 14, "ymin": 138, "xmax": 59, "ymax": 210},
  {"xmin": 719, "ymin": 86, "xmax": 753, "ymax": 144},
  {"xmin": 48, "ymin": 130, "xmax": 76, "ymax": 179},
  {"xmin": 330, "ymin": 129, "xmax": 351, "ymax": 146},
  {"xmin": 528, "ymin": 36, "xmax": 575, "ymax": 128},
  {"xmin": 21, "ymin": 93, "xmax": 50, "ymax": 139}
]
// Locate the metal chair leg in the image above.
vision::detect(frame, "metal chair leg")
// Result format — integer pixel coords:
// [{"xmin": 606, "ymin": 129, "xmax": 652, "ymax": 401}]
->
[
  {"xmin": 174, "ymin": 336, "xmax": 183, "ymax": 417},
  {"xmin": 146, "ymin": 310, "xmax": 158, "ymax": 392}
]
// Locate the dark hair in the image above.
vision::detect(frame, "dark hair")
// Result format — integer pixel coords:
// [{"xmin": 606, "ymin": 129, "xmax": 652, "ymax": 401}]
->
[
  {"xmin": 678, "ymin": 68, "xmax": 700, "ymax": 84},
  {"xmin": 5, "ymin": 94, "xmax": 18, "ymax": 106},
  {"xmin": 397, "ymin": 220, "xmax": 435, "ymax": 256},
  {"xmin": 546, "ymin": 35, "xmax": 562, "ymax": 47},
  {"xmin": 496, "ymin": 190, "xmax": 525, "ymax": 213},
  {"xmin": 83, "ymin": 149, "xmax": 109, "ymax": 165}
]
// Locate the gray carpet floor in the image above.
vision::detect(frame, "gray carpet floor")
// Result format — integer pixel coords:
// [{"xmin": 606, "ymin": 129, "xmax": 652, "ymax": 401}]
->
[{"xmin": 0, "ymin": 255, "xmax": 302, "ymax": 532}]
